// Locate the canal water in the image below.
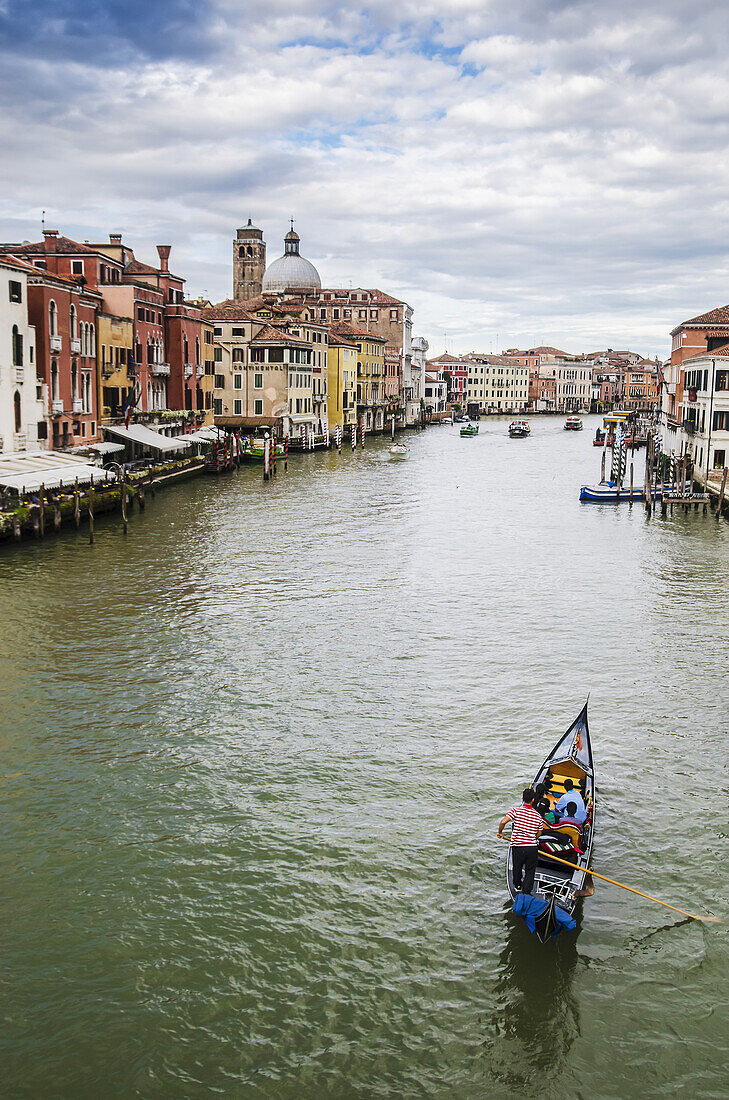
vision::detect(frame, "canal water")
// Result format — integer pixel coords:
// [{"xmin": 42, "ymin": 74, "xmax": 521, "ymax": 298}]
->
[{"xmin": 1, "ymin": 415, "xmax": 728, "ymax": 1098}]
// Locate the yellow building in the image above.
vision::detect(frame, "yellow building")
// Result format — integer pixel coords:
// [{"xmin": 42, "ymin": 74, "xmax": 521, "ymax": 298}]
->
[
  {"xmin": 97, "ymin": 311, "xmax": 134, "ymax": 422},
  {"xmin": 331, "ymin": 323, "xmax": 387, "ymax": 431},
  {"xmin": 327, "ymin": 330, "xmax": 358, "ymax": 433}
]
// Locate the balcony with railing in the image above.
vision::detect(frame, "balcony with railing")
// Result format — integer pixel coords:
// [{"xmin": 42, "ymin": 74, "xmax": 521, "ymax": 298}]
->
[
  {"xmin": 52, "ymin": 399, "xmax": 64, "ymax": 416},
  {"xmin": 196, "ymin": 365, "xmax": 204, "ymax": 378},
  {"xmin": 50, "ymin": 334, "xmax": 62, "ymax": 353},
  {"xmin": 70, "ymin": 337, "xmax": 81, "ymax": 354},
  {"xmin": 184, "ymin": 364, "xmax": 193, "ymax": 379},
  {"xmin": 72, "ymin": 398, "xmax": 83, "ymax": 414},
  {"xmin": 151, "ymin": 362, "xmax": 171, "ymax": 376},
  {"xmin": 14, "ymin": 367, "xmax": 24, "ymax": 384}
]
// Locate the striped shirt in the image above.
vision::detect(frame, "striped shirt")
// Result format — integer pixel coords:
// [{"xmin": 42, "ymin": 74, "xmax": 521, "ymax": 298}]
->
[{"xmin": 506, "ymin": 804, "xmax": 544, "ymax": 846}]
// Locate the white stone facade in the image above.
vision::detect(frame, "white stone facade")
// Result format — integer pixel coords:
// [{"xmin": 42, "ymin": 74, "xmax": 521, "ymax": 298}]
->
[{"xmin": 0, "ymin": 258, "xmax": 44, "ymax": 453}]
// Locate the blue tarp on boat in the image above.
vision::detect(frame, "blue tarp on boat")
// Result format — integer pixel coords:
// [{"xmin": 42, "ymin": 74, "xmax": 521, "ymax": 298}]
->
[{"xmin": 513, "ymin": 893, "xmax": 577, "ymax": 939}]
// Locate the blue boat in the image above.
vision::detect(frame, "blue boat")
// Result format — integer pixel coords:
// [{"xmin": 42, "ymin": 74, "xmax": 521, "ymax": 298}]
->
[{"xmin": 579, "ymin": 479, "xmax": 644, "ymax": 503}]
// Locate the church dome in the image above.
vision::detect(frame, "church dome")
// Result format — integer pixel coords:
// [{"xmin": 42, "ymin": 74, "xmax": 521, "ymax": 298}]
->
[{"xmin": 262, "ymin": 226, "xmax": 321, "ymax": 295}]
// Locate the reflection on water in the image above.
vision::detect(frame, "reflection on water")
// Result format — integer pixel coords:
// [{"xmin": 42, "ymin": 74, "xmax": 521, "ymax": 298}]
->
[{"xmin": 484, "ymin": 912, "xmax": 580, "ymax": 1092}]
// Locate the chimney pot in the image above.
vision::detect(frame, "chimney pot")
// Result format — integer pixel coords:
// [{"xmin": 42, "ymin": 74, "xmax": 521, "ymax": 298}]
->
[
  {"xmin": 43, "ymin": 229, "xmax": 58, "ymax": 251},
  {"xmin": 156, "ymin": 244, "xmax": 171, "ymax": 272},
  {"xmin": 109, "ymin": 233, "xmax": 122, "ymax": 244}
]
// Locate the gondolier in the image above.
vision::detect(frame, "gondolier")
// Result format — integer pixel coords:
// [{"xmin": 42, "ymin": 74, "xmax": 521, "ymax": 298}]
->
[{"xmin": 497, "ymin": 789, "xmax": 544, "ymax": 895}]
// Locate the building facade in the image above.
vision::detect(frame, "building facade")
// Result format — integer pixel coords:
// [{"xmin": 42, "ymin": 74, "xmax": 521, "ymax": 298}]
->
[
  {"xmin": 680, "ymin": 350, "xmax": 729, "ymax": 478},
  {"xmin": 0, "ymin": 255, "xmax": 44, "ymax": 453},
  {"xmin": 466, "ymin": 354, "xmax": 530, "ymax": 412}
]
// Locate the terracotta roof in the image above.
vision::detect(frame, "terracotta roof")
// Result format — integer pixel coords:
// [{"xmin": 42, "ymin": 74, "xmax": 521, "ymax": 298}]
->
[
  {"xmin": 424, "ymin": 374, "xmax": 443, "ymax": 383},
  {"xmin": 469, "ymin": 353, "xmax": 524, "ymax": 366},
  {"xmin": 250, "ymin": 324, "xmax": 310, "ymax": 345},
  {"xmin": 330, "ymin": 321, "xmax": 386, "ymax": 343},
  {"xmin": 13, "ymin": 235, "xmax": 100, "ymax": 256},
  {"xmin": 124, "ymin": 259, "xmax": 159, "ymax": 276},
  {"xmin": 427, "ymin": 353, "xmax": 465, "ymax": 365},
  {"xmin": 202, "ymin": 302, "xmax": 260, "ymax": 322},
  {"xmin": 685, "ymin": 343, "xmax": 729, "ymax": 361},
  {"xmin": 0, "ymin": 253, "xmax": 41, "ymax": 274},
  {"xmin": 320, "ymin": 288, "xmax": 406, "ymax": 307},
  {"xmin": 2, "ymin": 255, "xmax": 102, "ymax": 294},
  {"xmin": 678, "ymin": 305, "xmax": 729, "ymax": 329},
  {"xmin": 527, "ymin": 345, "xmax": 568, "ymax": 355},
  {"xmin": 328, "ymin": 330, "xmax": 359, "ymax": 348}
]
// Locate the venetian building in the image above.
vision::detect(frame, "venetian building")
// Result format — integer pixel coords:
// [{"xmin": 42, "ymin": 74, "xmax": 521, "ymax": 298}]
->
[
  {"xmin": 233, "ymin": 220, "xmax": 266, "ymax": 301},
  {"xmin": 262, "ymin": 225, "xmax": 321, "ymax": 297}
]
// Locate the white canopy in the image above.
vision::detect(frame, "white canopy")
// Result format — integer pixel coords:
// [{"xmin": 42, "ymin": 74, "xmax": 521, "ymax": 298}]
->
[
  {"xmin": 0, "ymin": 451, "xmax": 117, "ymax": 492},
  {"xmin": 102, "ymin": 423, "xmax": 189, "ymax": 452},
  {"xmin": 73, "ymin": 441, "xmax": 126, "ymax": 456}
]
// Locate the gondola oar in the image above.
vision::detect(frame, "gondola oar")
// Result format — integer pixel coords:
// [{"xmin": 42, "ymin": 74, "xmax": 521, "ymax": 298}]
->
[{"xmin": 538, "ymin": 851, "xmax": 722, "ymax": 924}]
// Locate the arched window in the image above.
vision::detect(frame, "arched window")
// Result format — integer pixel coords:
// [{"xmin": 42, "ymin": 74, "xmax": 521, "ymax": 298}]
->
[
  {"xmin": 238, "ymin": 246, "xmax": 246, "ymax": 258},
  {"xmin": 71, "ymin": 361, "xmax": 78, "ymax": 400},
  {"xmin": 49, "ymin": 299, "xmax": 57, "ymax": 336},
  {"xmin": 12, "ymin": 324, "xmax": 23, "ymax": 366},
  {"xmin": 183, "ymin": 335, "xmax": 189, "ymax": 364},
  {"xmin": 69, "ymin": 304, "xmax": 77, "ymax": 339},
  {"xmin": 14, "ymin": 391, "xmax": 21, "ymax": 432},
  {"xmin": 51, "ymin": 360, "xmax": 59, "ymax": 401},
  {"xmin": 247, "ymin": 245, "xmax": 253, "ymax": 258},
  {"xmin": 90, "ymin": 324, "xmax": 95, "ymax": 356},
  {"xmin": 195, "ymin": 336, "xmax": 200, "ymax": 365}
]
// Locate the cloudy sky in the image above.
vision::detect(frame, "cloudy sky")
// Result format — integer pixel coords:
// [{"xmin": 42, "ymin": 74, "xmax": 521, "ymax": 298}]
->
[{"xmin": 1, "ymin": 0, "xmax": 728, "ymax": 357}]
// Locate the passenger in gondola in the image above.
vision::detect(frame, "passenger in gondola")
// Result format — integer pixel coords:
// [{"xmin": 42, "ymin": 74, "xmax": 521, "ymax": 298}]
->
[
  {"xmin": 555, "ymin": 779, "xmax": 587, "ymax": 824},
  {"xmin": 556, "ymin": 802, "xmax": 582, "ymax": 831}
]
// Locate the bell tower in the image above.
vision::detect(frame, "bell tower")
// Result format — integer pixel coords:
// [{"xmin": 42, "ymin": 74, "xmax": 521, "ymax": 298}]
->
[{"xmin": 233, "ymin": 219, "xmax": 266, "ymax": 301}]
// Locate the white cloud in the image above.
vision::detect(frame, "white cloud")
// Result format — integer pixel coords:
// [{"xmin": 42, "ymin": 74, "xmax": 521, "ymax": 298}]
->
[{"xmin": 2, "ymin": 0, "xmax": 729, "ymax": 357}]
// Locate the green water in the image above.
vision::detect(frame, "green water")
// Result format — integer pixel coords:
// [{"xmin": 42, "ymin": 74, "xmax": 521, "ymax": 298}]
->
[{"xmin": 1, "ymin": 417, "xmax": 728, "ymax": 1098}]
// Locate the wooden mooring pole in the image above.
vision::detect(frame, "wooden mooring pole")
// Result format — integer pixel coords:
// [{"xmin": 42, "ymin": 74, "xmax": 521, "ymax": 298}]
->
[
  {"xmin": 121, "ymin": 474, "xmax": 128, "ymax": 534},
  {"xmin": 88, "ymin": 482, "xmax": 94, "ymax": 544},
  {"xmin": 715, "ymin": 466, "xmax": 728, "ymax": 519}
]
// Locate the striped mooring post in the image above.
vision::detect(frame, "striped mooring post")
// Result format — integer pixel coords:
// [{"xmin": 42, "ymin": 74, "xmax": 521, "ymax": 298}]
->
[
  {"xmin": 300, "ymin": 424, "xmax": 306, "ymax": 451},
  {"xmin": 284, "ymin": 434, "xmax": 289, "ymax": 471},
  {"xmin": 263, "ymin": 434, "xmax": 270, "ymax": 481},
  {"xmin": 351, "ymin": 423, "xmax": 356, "ymax": 450},
  {"xmin": 335, "ymin": 424, "xmax": 342, "ymax": 453},
  {"xmin": 360, "ymin": 421, "xmax": 365, "ymax": 449},
  {"xmin": 271, "ymin": 432, "xmax": 277, "ymax": 476}
]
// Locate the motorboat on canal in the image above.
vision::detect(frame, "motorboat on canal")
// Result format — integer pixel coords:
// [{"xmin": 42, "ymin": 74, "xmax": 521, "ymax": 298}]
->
[
  {"xmin": 564, "ymin": 416, "xmax": 583, "ymax": 431},
  {"xmin": 389, "ymin": 442, "xmax": 409, "ymax": 458},
  {"xmin": 508, "ymin": 420, "xmax": 530, "ymax": 437},
  {"xmin": 507, "ymin": 702, "xmax": 595, "ymax": 940},
  {"xmin": 579, "ymin": 479, "xmax": 645, "ymax": 502},
  {"xmin": 460, "ymin": 423, "xmax": 479, "ymax": 436}
]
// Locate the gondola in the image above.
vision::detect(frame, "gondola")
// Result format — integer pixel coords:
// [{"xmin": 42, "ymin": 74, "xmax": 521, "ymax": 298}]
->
[{"xmin": 506, "ymin": 702, "xmax": 595, "ymax": 939}]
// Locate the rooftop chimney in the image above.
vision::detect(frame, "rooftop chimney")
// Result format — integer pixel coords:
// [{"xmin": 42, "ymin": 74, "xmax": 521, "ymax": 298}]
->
[
  {"xmin": 43, "ymin": 229, "xmax": 58, "ymax": 251},
  {"xmin": 156, "ymin": 244, "xmax": 171, "ymax": 272},
  {"xmin": 109, "ymin": 233, "xmax": 122, "ymax": 244}
]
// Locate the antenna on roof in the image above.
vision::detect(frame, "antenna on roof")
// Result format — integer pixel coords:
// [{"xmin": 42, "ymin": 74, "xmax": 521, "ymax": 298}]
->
[{"xmin": 41, "ymin": 209, "xmax": 45, "ymax": 231}]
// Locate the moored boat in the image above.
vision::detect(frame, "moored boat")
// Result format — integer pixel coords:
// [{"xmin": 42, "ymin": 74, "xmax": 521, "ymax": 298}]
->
[
  {"xmin": 507, "ymin": 702, "xmax": 595, "ymax": 937},
  {"xmin": 564, "ymin": 416, "xmax": 583, "ymax": 431},
  {"xmin": 460, "ymin": 423, "xmax": 479, "ymax": 436},
  {"xmin": 508, "ymin": 420, "xmax": 530, "ymax": 437},
  {"xmin": 579, "ymin": 479, "xmax": 644, "ymax": 502}
]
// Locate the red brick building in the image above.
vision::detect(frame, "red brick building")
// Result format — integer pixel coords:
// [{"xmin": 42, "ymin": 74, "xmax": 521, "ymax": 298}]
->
[
  {"xmin": 426, "ymin": 352, "xmax": 468, "ymax": 409},
  {"xmin": 26, "ymin": 266, "xmax": 102, "ymax": 449}
]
